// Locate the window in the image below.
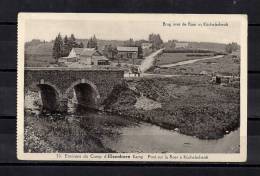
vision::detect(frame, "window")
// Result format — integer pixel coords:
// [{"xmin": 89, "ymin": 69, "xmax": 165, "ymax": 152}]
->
[
  {"xmin": 98, "ymin": 60, "xmax": 109, "ymax": 65},
  {"xmin": 127, "ymin": 52, "xmax": 133, "ymax": 58}
]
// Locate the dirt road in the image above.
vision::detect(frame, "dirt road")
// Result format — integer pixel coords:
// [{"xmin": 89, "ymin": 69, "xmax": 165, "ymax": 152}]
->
[{"xmin": 139, "ymin": 48, "xmax": 164, "ymax": 73}]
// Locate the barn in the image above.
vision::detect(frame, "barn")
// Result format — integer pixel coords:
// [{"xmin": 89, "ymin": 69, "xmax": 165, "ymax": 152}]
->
[{"xmin": 117, "ymin": 46, "xmax": 138, "ymax": 60}]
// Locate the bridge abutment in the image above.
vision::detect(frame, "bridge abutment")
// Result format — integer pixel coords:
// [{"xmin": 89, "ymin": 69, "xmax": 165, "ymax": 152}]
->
[{"xmin": 57, "ymin": 98, "xmax": 68, "ymax": 113}]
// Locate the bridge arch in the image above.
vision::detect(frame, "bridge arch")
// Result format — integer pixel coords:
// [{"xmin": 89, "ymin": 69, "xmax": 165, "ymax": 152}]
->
[
  {"xmin": 65, "ymin": 79, "xmax": 100, "ymax": 109},
  {"xmin": 36, "ymin": 81, "xmax": 62, "ymax": 112}
]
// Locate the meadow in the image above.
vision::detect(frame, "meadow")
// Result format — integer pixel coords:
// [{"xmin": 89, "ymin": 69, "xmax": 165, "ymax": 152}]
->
[
  {"xmin": 155, "ymin": 52, "xmax": 215, "ymax": 66},
  {"xmin": 152, "ymin": 55, "xmax": 240, "ymax": 76}
]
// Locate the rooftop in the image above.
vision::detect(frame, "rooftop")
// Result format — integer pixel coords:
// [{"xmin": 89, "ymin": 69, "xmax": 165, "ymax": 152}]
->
[
  {"xmin": 117, "ymin": 46, "xmax": 138, "ymax": 52},
  {"xmin": 73, "ymin": 48, "xmax": 96, "ymax": 56}
]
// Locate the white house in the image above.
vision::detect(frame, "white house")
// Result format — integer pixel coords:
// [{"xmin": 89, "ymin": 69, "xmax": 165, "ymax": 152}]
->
[{"xmin": 60, "ymin": 48, "xmax": 109, "ymax": 66}]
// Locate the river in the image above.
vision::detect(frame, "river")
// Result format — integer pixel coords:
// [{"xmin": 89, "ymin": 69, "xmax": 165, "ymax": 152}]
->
[
  {"xmin": 68, "ymin": 110, "xmax": 239, "ymax": 153},
  {"xmin": 25, "ymin": 89, "xmax": 239, "ymax": 153},
  {"xmin": 102, "ymin": 121, "xmax": 239, "ymax": 153}
]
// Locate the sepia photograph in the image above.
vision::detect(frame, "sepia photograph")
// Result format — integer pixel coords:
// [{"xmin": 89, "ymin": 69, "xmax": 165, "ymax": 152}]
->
[{"xmin": 17, "ymin": 13, "xmax": 247, "ymax": 162}]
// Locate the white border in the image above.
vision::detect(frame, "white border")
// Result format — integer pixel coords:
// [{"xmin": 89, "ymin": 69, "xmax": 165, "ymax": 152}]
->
[{"xmin": 17, "ymin": 13, "xmax": 247, "ymax": 162}]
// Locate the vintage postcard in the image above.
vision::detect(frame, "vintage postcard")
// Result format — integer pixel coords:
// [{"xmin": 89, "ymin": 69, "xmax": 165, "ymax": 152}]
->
[{"xmin": 17, "ymin": 13, "xmax": 247, "ymax": 162}]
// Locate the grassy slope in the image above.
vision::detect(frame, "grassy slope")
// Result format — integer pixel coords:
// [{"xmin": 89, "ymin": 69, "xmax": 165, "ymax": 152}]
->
[{"xmin": 104, "ymin": 76, "xmax": 240, "ymax": 139}]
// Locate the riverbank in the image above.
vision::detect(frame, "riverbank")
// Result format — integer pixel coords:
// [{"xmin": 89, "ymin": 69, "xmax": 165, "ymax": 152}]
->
[
  {"xmin": 24, "ymin": 110, "xmax": 138, "ymax": 153},
  {"xmin": 103, "ymin": 76, "xmax": 240, "ymax": 139}
]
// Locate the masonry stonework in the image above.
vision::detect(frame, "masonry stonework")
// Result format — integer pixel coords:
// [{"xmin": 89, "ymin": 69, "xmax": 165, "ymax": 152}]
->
[{"xmin": 25, "ymin": 68, "xmax": 124, "ymax": 112}]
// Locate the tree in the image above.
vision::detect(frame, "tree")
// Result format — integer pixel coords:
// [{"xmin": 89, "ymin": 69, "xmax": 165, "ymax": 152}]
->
[
  {"xmin": 87, "ymin": 35, "xmax": 98, "ymax": 49},
  {"xmin": 124, "ymin": 38, "xmax": 135, "ymax": 47},
  {"xmin": 134, "ymin": 40, "xmax": 144, "ymax": 59},
  {"xmin": 103, "ymin": 44, "xmax": 117, "ymax": 59},
  {"xmin": 53, "ymin": 33, "xmax": 83, "ymax": 58},
  {"xmin": 225, "ymin": 42, "xmax": 240, "ymax": 53},
  {"xmin": 165, "ymin": 40, "xmax": 177, "ymax": 49},
  {"xmin": 68, "ymin": 34, "xmax": 79, "ymax": 48},
  {"xmin": 62, "ymin": 35, "xmax": 70, "ymax": 57},
  {"xmin": 52, "ymin": 33, "xmax": 63, "ymax": 61},
  {"xmin": 79, "ymin": 42, "xmax": 84, "ymax": 48},
  {"xmin": 148, "ymin": 33, "xmax": 163, "ymax": 49}
]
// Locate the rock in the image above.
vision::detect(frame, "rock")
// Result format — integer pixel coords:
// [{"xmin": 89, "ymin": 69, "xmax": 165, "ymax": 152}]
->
[{"xmin": 134, "ymin": 96, "xmax": 162, "ymax": 111}]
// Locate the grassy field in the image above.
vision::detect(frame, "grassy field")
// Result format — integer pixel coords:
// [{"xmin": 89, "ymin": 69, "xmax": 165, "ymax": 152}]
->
[
  {"xmin": 155, "ymin": 52, "xmax": 215, "ymax": 66},
  {"xmin": 151, "ymin": 55, "xmax": 240, "ymax": 76},
  {"xmin": 104, "ymin": 76, "xmax": 240, "ymax": 139},
  {"xmin": 25, "ymin": 54, "xmax": 56, "ymax": 67}
]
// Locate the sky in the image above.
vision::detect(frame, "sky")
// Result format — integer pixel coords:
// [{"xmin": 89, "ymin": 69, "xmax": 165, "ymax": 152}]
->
[{"xmin": 24, "ymin": 19, "xmax": 241, "ymax": 44}]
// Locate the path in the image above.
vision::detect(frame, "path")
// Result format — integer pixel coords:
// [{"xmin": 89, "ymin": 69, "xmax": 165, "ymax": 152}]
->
[
  {"xmin": 141, "ymin": 73, "xmax": 181, "ymax": 78},
  {"xmin": 159, "ymin": 55, "xmax": 224, "ymax": 68},
  {"xmin": 139, "ymin": 48, "xmax": 164, "ymax": 73}
]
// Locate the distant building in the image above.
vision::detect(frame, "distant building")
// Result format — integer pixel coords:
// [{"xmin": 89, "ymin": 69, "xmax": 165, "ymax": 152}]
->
[
  {"xmin": 141, "ymin": 42, "xmax": 153, "ymax": 57},
  {"xmin": 231, "ymin": 50, "xmax": 240, "ymax": 58},
  {"xmin": 59, "ymin": 48, "xmax": 109, "ymax": 66},
  {"xmin": 141, "ymin": 42, "xmax": 152, "ymax": 50},
  {"xmin": 117, "ymin": 46, "xmax": 138, "ymax": 60},
  {"xmin": 175, "ymin": 42, "xmax": 189, "ymax": 49}
]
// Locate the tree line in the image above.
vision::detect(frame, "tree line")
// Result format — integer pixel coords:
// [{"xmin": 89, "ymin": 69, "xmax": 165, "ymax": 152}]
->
[
  {"xmin": 53, "ymin": 33, "xmax": 164, "ymax": 61},
  {"xmin": 52, "ymin": 33, "xmax": 84, "ymax": 61},
  {"xmin": 225, "ymin": 42, "xmax": 240, "ymax": 53},
  {"xmin": 52, "ymin": 33, "xmax": 99, "ymax": 60}
]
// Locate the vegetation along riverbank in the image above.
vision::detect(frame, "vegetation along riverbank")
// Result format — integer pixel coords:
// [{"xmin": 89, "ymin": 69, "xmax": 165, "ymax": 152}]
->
[
  {"xmin": 24, "ymin": 110, "xmax": 138, "ymax": 153},
  {"xmin": 103, "ymin": 76, "xmax": 240, "ymax": 140}
]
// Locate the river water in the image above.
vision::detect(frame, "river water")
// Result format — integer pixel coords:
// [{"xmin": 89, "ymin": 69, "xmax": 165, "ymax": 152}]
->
[{"xmin": 102, "ymin": 121, "xmax": 239, "ymax": 153}]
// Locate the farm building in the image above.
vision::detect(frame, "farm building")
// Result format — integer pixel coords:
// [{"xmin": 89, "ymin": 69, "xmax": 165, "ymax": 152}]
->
[
  {"xmin": 59, "ymin": 48, "xmax": 109, "ymax": 66},
  {"xmin": 117, "ymin": 46, "xmax": 138, "ymax": 60},
  {"xmin": 231, "ymin": 50, "xmax": 240, "ymax": 58},
  {"xmin": 141, "ymin": 42, "xmax": 152, "ymax": 50}
]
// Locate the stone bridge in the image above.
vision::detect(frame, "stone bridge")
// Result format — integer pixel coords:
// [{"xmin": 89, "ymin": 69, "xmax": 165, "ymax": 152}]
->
[{"xmin": 24, "ymin": 67, "xmax": 124, "ymax": 112}]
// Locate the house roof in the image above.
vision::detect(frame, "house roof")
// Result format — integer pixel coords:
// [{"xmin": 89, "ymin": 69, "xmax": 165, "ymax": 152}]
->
[
  {"xmin": 73, "ymin": 48, "xmax": 84, "ymax": 55},
  {"xmin": 117, "ymin": 46, "xmax": 138, "ymax": 52},
  {"xmin": 81, "ymin": 49, "xmax": 99, "ymax": 57},
  {"xmin": 72, "ymin": 48, "xmax": 96, "ymax": 56}
]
